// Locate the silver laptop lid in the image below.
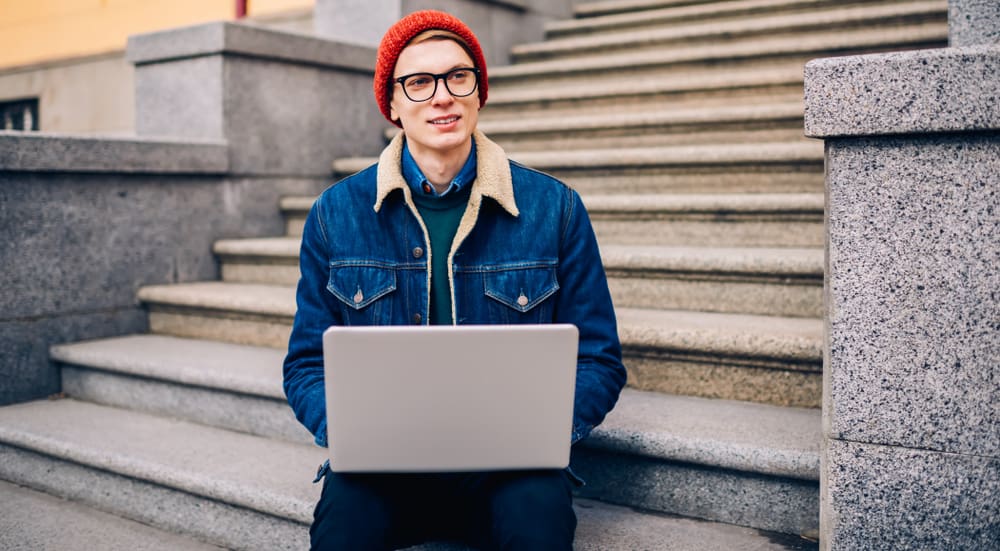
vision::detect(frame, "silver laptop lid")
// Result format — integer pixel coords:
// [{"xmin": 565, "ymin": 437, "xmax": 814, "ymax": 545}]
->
[{"xmin": 323, "ymin": 324, "xmax": 578, "ymax": 472}]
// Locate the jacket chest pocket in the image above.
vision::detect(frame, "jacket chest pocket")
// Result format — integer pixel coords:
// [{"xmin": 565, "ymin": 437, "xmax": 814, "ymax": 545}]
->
[
  {"xmin": 327, "ymin": 263, "xmax": 396, "ymax": 325},
  {"xmin": 484, "ymin": 265, "xmax": 560, "ymax": 324}
]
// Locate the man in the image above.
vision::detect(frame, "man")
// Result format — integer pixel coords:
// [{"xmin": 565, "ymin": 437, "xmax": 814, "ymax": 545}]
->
[{"xmin": 283, "ymin": 10, "xmax": 626, "ymax": 550}]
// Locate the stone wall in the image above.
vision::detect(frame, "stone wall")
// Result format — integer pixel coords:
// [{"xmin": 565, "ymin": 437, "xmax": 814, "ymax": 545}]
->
[
  {"xmin": 0, "ymin": 21, "xmax": 388, "ymax": 405},
  {"xmin": 805, "ymin": 1, "xmax": 999, "ymax": 547}
]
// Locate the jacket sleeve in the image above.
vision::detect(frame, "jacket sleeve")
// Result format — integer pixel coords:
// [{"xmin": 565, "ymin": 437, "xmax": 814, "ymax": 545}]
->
[
  {"xmin": 283, "ymin": 201, "xmax": 340, "ymax": 447},
  {"xmin": 554, "ymin": 188, "xmax": 628, "ymax": 444}
]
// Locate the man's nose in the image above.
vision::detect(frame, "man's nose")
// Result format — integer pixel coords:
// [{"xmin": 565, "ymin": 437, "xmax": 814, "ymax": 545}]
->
[{"xmin": 430, "ymin": 77, "xmax": 455, "ymax": 105}]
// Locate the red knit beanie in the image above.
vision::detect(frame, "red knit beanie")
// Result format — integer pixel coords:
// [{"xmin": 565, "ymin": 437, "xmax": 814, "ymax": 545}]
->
[{"xmin": 374, "ymin": 10, "xmax": 489, "ymax": 127}]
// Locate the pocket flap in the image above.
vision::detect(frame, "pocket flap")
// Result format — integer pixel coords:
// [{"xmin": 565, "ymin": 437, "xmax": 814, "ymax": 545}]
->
[
  {"xmin": 327, "ymin": 263, "xmax": 396, "ymax": 310},
  {"xmin": 485, "ymin": 266, "xmax": 559, "ymax": 313}
]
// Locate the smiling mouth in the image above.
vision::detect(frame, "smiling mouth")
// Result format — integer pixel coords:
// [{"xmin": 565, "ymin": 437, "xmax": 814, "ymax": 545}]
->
[{"xmin": 429, "ymin": 115, "xmax": 460, "ymax": 125}]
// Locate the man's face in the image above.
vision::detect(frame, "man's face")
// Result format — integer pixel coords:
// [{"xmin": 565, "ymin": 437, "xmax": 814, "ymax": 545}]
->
[{"xmin": 389, "ymin": 38, "xmax": 479, "ymax": 159}]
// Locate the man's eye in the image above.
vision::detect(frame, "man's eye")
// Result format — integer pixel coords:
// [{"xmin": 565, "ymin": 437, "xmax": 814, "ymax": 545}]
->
[
  {"xmin": 407, "ymin": 76, "xmax": 432, "ymax": 88},
  {"xmin": 448, "ymin": 70, "xmax": 471, "ymax": 81}
]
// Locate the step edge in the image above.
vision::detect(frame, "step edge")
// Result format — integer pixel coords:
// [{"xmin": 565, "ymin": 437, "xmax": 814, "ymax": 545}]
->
[
  {"xmin": 0, "ymin": 412, "xmax": 313, "ymax": 524},
  {"xmin": 518, "ymin": 1, "xmax": 947, "ymax": 56},
  {"xmin": 50, "ymin": 337, "xmax": 285, "ymax": 400}
]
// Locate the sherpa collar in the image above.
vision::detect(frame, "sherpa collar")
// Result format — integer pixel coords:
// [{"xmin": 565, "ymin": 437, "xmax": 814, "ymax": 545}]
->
[{"xmin": 373, "ymin": 129, "xmax": 519, "ymax": 217}]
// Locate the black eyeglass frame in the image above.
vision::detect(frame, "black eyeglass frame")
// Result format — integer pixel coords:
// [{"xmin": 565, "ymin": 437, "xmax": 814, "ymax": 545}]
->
[{"xmin": 393, "ymin": 67, "xmax": 480, "ymax": 103}]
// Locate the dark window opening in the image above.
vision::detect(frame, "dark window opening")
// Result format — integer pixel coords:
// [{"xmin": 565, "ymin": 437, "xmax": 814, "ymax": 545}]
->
[{"xmin": 1, "ymin": 98, "xmax": 39, "ymax": 131}]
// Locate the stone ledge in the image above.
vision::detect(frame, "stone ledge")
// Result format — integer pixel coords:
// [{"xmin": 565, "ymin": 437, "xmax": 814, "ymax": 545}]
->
[
  {"xmin": 126, "ymin": 21, "xmax": 375, "ymax": 74},
  {"xmin": 0, "ymin": 132, "xmax": 228, "ymax": 174},
  {"xmin": 804, "ymin": 44, "xmax": 1000, "ymax": 137}
]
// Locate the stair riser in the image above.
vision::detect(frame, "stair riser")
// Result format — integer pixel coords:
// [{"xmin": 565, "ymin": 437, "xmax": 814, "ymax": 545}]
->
[
  {"xmin": 494, "ymin": 56, "xmax": 816, "ymax": 89},
  {"xmin": 624, "ymin": 351, "xmax": 821, "ymax": 407},
  {"xmin": 486, "ymin": 84, "xmax": 805, "ymax": 117},
  {"xmin": 0, "ymin": 445, "xmax": 308, "ymax": 551},
  {"xmin": 217, "ymin": 259, "xmax": 821, "ymax": 317},
  {"xmin": 520, "ymin": 13, "xmax": 946, "ymax": 62},
  {"xmin": 572, "ymin": 446, "xmax": 819, "ymax": 535},
  {"xmin": 576, "ymin": 0, "xmax": 723, "ymax": 18},
  {"xmin": 493, "ymin": 126, "xmax": 807, "ymax": 152},
  {"xmin": 480, "ymin": 94, "xmax": 802, "ymax": 121},
  {"xmin": 326, "ymin": 169, "xmax": 823, "ymax": 195},
  {"xmin": 592, "ymin": 219, "xmax": 824, "ymax": 247},
  {"xmin": 149, "ymin": 308, "xmax": 292, "ymax": 349},
  {"xmin": 146, "ymin": 309, "xmax": 820, "ymax": 407},
  {"xmin": 550, "ymin": 0, "xmax": 917, "ymax": 38},
  {"xmin": 608, "ymin": 276, "xmax": 822, "ymax": 317},
  {"xmin": 544, "ymin": 169, "xmax": 824, "ymax": 195},
  {"xmin": 221, "ymin": 261, "xmax": 300, "ymax": 286},
  {"xmin": 284, "ymin": 214, "xmax": 824, "ymax": 247},
  {"xmin": 61, "ymin": 366, "xmax": 311, "ymax": 445}
]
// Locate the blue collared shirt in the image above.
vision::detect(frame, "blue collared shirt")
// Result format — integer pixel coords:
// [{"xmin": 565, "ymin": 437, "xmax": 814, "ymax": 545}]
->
[{"xmin": 401, "ymin": 139, "xmax": 477, "ymax": 198}]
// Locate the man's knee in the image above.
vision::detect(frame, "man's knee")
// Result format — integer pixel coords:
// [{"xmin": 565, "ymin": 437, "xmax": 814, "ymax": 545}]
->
[{"xmin": 489, "ymin": 471, "xmax": 576, "ymax": 550}]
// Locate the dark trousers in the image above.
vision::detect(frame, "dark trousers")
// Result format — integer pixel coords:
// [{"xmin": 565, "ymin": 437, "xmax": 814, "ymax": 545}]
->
[{"xmin": 309, "ymin": 469, "xmax": 577, "ymax": 550}]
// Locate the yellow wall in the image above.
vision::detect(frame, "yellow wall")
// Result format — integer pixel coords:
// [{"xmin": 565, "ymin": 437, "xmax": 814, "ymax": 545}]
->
[{"xmin": 0, "ymin": 0, "xmax": 314, "ymax": 70}]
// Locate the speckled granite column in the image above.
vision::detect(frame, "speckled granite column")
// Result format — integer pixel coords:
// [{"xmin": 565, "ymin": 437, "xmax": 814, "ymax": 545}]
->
[
  {"xmin": 949, "ymin": 0, "xmax": 1000, "ymax": 47},
  {"xmin": 804, "ymin": 15, "xmax": 1000, "ymax": 551}
]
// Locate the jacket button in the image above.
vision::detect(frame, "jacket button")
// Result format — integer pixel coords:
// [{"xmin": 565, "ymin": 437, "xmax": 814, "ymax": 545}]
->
[
  {"xmin": 412, "ymin": 313, "xmax": 422, "ymax": 324},
  {"xmin": 517, "ymin": 294, "xmax": 529, "ymax": 307},
  {"xmin": 412, "ymin": 247, "xmax": 424, "ymax": 259},
  {"xmin": 353, "ymin": 289, "xmax": 364, "ymax": 304}
]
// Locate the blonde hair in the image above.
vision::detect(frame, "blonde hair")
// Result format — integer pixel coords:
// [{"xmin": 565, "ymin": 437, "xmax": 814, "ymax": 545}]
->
[{"xmin": 406, "ymin": 29, "xmax": 477, "ymax": 68}]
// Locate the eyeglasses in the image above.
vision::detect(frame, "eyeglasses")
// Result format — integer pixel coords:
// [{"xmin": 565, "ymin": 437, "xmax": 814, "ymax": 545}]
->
[{"xmin": 394, "ymin": 67, "xmax": 480, "ymax": 103}]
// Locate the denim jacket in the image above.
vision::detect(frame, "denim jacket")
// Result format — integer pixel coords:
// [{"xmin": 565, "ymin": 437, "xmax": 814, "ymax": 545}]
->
[{"xmin": 283, "ymin": 130, "xmax": 626, "ymax": 454}]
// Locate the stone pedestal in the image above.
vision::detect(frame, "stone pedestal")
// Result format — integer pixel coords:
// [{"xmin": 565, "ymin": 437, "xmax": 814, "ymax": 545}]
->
[
  {"xmin": 127, "ymin": 21, "xmax": 385, "ymax": 176},
  {"xmin": 805, "ymin": 6, "xmax": 1000, "ymax": 548}
]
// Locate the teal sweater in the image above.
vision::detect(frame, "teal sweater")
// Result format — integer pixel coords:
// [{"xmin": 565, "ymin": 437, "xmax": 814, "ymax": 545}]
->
[{"xmin": 411, "ymin": 184, "xmax": 473, "ymax": 325}]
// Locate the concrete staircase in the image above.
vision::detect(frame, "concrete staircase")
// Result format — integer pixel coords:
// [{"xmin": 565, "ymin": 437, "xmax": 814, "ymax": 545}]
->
[{"xmin": 0, "ymin": 1, "xmax": 949, "ymax": 549}]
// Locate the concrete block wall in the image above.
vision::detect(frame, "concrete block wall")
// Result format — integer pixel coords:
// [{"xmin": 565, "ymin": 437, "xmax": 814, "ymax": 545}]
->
[{"xmin": 805, "ymin": 1, "xmax": 1000, "ymax": 547}]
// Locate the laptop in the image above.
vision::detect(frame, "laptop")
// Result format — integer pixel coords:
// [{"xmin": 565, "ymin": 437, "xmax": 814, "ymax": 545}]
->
[{"xmin": 322, "ymin": 324, "xmax": 578, "ymax": 473}]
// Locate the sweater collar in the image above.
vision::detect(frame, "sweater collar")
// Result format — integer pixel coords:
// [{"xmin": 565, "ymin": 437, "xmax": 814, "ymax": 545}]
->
[{"xmin": 374, "ymin": 129, "xmax": 519, "ymax": 218}]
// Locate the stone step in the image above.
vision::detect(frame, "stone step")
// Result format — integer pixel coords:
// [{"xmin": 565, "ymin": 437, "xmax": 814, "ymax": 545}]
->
[
  {"xmin": 0, "ymin": 479, "xmax": 227, "ymax": 551},
  {"xmin": 584, "ymin": 193, "xmax": 824, "ymax": 247},
  {"xmin": 485, "ymin": 64, "xmax": 806, "ymax": 116},
  {"xmin": 604, "ymin": 245, "xmax": 823, "ymax": 317},
  {"xmin": 550, "ymin": 0, "xmax": 917, "ymax": 38},
  {"xmin": 136, "ymin": 282, "xmax": 823, "ymax": 407},
  {"xmin": 433, "ymin": 100, "xmax": 810, "ymax": 150},
  {"xmin": 212, "ymin": 238, "xmax": 822, "ymax": 317},
  {"xmin": 332, "ymin": 141, "xmax": 825, "ymax": 195},
  {"xmin": 50, "ymin": 334, "xmax": 311, "ymax": 445},
  {"xmin": 0, "ymin": 398, "xmax": 323, "ymax": 551},
  {"xmin": 517, "ymin": 0, "xmax": 946, "ymax": 61},
  {"xmin": 617, "ymin": 307, "xmax": 822, "ymax": 407},
  {"xmin": 490, "ymin": 23, "xmax": 947, "ymax": 89},
  {"xmin": 281, "ymin": 192, "xmax": 824, "ymax": 247},
  {"xmin": 0, "ymin": 399, "xmax": 820, "ymax": 547},
  {"xmin": 574, "ymin": 0, "xmax": 746, "ymax": 19}
]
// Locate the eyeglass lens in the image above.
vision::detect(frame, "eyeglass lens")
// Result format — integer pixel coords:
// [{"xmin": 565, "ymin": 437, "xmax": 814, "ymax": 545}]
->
[{"xmin": 400, "ymin": 68, "xmax": 478, "ymax": 102}]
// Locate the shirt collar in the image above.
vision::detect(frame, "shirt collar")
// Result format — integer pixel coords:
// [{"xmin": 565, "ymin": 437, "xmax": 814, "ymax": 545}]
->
[
  {"xmin": 401, "ymin": 139, "xmax": 477, "ymax": 198},
  {"xmin": 374, "ymin": 129, "xmax": 518, "ymax": 218}
]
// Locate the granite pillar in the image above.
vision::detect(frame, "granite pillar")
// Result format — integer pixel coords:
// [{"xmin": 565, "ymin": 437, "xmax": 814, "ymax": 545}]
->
[
  {"xmin": 127, "ymin": 21, "xmax": 385, "ymax": 177},
  {"xmin": 949, "ymin": 0, "xmax": 1000, "ymax": 47},
  {"xmin": 804, "ymin": 8, "xmax": 1000, "ymax": 549}
]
